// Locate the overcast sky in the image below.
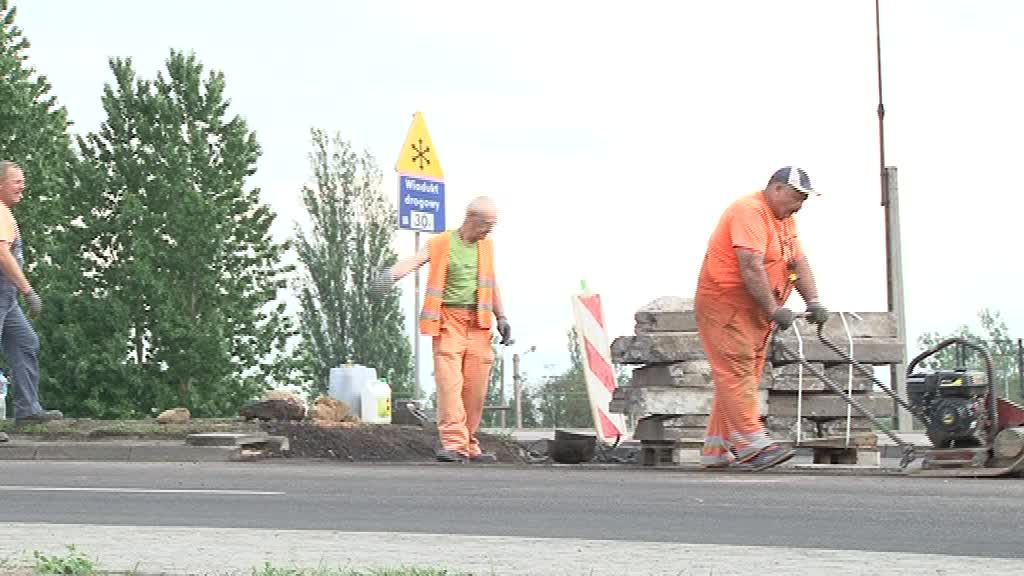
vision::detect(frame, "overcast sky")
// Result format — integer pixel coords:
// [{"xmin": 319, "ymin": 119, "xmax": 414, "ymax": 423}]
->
[{"xmin": 14, "ymin": 1, "xmax": 1024, "ymax": 395}]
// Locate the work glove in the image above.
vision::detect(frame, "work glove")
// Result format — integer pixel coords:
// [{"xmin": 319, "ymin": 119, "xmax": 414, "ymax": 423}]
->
[
  {"xmin": 496, "ymin": 316, "xmax": 512, "ymax": 345},
  {"xmin": 24, "ymin": 289, "xmax": 42, "ymax": 317},
  {"xmin": 806, "ymin": 301, "xmax": 829, "ymax": 325},
  {"xmin": 368, "ymin": 268, "xmax": 395, "ymax": 298},
  {"xmin": 771, "ymin": 307, "xmax": 795, "ymax": 330}
]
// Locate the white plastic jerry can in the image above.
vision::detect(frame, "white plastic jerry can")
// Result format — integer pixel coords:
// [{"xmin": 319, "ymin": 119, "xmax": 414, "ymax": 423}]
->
[{"xmin": 360, "ymin": 378, "xmax": 392, "ymax": 424}]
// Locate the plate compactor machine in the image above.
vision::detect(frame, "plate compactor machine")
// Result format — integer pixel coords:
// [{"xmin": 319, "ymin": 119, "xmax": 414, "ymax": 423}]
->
[{"xmin": 772, "ymin": 315, "xmax": 1024, "ymax": 478}]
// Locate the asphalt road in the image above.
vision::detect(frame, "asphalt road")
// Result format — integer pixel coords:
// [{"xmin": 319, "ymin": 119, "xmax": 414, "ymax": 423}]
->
[{"xmin": 1, "ymin": 460, "xmax": 1023, "ymax": 560}]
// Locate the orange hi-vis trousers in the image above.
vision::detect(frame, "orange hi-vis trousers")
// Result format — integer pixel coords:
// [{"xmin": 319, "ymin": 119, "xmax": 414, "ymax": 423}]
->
[
  {"xmin": 432, "ymin": 306, "xmax": 495, "ymax": 457},
  {"xmin": 695, "ymin": 295, "xmax": 774, "ymax": 467}
]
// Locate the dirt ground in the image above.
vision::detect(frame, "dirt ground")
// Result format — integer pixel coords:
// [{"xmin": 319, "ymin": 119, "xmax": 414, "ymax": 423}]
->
[
  {"xmin": 262, "ymin": 421, "xmax": 527, "ymax": 463},
  {"xmin": 0, "ymin": 417, "xmax": 527, "ymax": 463}
]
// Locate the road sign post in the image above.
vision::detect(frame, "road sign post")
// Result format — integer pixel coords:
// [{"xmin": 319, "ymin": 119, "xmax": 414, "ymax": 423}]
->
[{"xmin": 395, "ymin": 112, "xmax": 446, "ymax": 400}]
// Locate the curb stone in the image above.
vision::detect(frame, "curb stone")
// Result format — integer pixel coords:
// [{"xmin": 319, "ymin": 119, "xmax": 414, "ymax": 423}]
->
[{"xmin": 0, "ymin": 440, "xmax": 259, "ymax": 462}]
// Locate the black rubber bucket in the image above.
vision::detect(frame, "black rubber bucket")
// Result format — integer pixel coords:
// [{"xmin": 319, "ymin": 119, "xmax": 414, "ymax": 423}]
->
[{"xmin": 549, "ymin": 429, "xmax": 596, "ymax": 464}]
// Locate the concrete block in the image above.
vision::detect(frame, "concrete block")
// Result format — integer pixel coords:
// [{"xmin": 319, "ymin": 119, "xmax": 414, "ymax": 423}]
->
[
  {"xmin": 768, "ymin": 394, "xmax": 894, "ymax": 418},
  {"xmin": 772, "ymin": 362, "xmax": 826, "ymax": 376},
  {"xmin": 660, "ymin": 414, "xmax": 710, "ymax": 428},
  {"xmin": 186, "ymin": 432, "xmax": 269, "ymax": 447},
  {"xmin": 631, "ymin": 362, "xmax": 713, "ymax": 388},
  {"xmin": 770, "ymin": 337, "xmax": 904, "ymax": 365},
  {"xmin": 613, "ymin": 386, "xmax": 767, "ymax": 419},
  {"xmin": 662, "ymin": 426, "xmax": 707, "ymax": 439},
  {"xmin": 768, "ymin": 374, "xmax": 875, "ymax": 393},
  {"xmin": 611, "ymin": 333, "xmax": 706, "ymax": 364},
  {"xmin": 634, "ymin": 296, "xmax": 697, "ymax": 333},
  {"xmin": 792, "ymin": 312, "xmax": 897, "ymax": 340},
  {"xmin": 818, "ymin": 417, "xmax": 876, "ymax": 437},
  {"xmin": 764, "ymin": 416, "xmax": 819, "ymax": 442}
]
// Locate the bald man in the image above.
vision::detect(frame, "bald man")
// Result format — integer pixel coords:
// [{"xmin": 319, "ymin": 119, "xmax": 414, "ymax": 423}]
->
[{"xmin": 371, "ymin": 197, "xmax": 510, "ymax": 463}]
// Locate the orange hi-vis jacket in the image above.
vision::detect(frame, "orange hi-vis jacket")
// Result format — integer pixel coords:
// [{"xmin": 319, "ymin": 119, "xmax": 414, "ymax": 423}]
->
[{"xmin": 419, "ymin": 231, "xmax": 496, "ymax": 336}]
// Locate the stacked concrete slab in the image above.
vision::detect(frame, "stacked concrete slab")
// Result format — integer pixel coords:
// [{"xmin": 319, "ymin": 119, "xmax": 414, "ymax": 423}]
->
[
  {"xmin": 609, "ymin": 296, "xmax": 766, "ymax": 443},
  {"xmin": 610, "ymin": 296, "xmax": 904, "ymax": 446},
  {"xmin": 766, "ymin": 311, "xmax": 902, "ymax": 442}
]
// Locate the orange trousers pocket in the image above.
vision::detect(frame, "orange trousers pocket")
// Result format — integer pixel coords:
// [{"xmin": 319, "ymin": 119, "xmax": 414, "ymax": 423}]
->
[
  {"xmin": 695, "ymin": 296, "xmax": 773, "ymax": 466},
  {"xmin": 432, "ymin": 307, "xmax": 495, "ymax": 457}
]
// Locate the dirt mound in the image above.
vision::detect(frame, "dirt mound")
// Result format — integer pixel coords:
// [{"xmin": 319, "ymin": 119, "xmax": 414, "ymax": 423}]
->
[{"xmin": 260, "ymin": 421, "xmax": 526, "ymax": 463}]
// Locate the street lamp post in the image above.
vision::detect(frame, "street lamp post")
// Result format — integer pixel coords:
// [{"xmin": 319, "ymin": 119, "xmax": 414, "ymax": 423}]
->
[{"xmin": 512, "ymin": 345, "xmax": 536, "ymax": 429}]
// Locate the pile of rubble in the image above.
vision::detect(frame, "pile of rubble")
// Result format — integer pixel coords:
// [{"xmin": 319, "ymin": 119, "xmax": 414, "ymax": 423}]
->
[{"xmin": 610, "ymin": 296, "xmax": 903, "ymax": 450}]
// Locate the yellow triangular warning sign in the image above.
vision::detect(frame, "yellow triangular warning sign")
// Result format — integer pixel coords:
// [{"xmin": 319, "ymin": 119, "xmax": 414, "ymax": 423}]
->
[{"xmin": 395, "ymin": 112, "xmax": 444, "ymax": 180}]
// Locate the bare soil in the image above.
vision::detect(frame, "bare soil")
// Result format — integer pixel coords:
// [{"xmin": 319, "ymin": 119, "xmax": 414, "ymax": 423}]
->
[
  {"xmin": 0, "ymin": 417, "xmax": 527, "ymax": 463},
  {"xmin": 262, "ymin": 421, "xmax": 526, "ymax": 463}
]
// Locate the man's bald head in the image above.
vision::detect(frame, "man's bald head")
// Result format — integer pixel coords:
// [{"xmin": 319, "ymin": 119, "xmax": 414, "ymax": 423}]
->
[
  {"xmin": 459, "ymin": 196, "xmax": 498, "ymax": 242},
  {"xmin": 466, "ymin": 196, "xmax": 497, "ymax": 217}
]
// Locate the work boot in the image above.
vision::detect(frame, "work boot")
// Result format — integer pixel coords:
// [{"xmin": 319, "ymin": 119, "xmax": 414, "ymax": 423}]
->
[
  {"xmin": 15, "ymin": 409, "xmax": 63, "ymax": 426},
  {"xmin": 435, "ymin": 448, "xmax": 468, "ymax": 463},
  {"xmin": 736, "ymin": 444, "xmax": 795, "ymax": 472}
]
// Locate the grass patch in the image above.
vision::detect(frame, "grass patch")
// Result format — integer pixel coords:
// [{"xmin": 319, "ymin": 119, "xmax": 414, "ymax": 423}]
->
[{"xmin": 32, "ymin": 545, "xmax": 97, "ymax": 575}]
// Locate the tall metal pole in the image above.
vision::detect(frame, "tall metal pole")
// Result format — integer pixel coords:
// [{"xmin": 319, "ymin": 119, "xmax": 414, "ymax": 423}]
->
[
  {"xmin": 513, "ymin": 353, "xmax": 522, "ymax": 429},
  {"xmin": 875, "ymin": 0, "xmax": 887, "ymax": 209},
  {"xmin": 1017, "ymin": 338, "xmax": 1023, "ymax": 400},
  {"xmin": 413, "ymin": 231, "xmax": 421, "ymax": 399},
  {"xmin": 875, "ymin": 0, "xmax": 911, "ymax": 431}
]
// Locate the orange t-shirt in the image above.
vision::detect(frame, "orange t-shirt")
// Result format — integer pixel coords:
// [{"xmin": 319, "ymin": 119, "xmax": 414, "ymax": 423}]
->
[
  {"xmin": 0, "ymin": 203, "xmax": 18, "ymax": 248},
  {"xmin": 695, "ymin": 190, "xmax": 803, "ymax": 308}
]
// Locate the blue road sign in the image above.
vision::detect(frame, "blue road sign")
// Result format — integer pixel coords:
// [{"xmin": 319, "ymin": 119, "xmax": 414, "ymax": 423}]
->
[{"xmin": 398, "ymin": 174, "xmax": 445, "ymax": 233}]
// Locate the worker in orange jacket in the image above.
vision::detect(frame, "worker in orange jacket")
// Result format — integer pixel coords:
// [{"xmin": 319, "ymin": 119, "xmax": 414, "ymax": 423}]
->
[
  {"xmin": 694, "ymin": 166, "xmax": 829, "ymax": 471},
  {"xmin": 371, "ymin": 196, "xmax": 511, "ymax": 463}
]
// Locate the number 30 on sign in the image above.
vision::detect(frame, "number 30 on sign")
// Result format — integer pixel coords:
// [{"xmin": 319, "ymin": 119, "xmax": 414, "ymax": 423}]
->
[{"xmin": 410, "ymin": 211, "xmax": 435, "ymax": 231}]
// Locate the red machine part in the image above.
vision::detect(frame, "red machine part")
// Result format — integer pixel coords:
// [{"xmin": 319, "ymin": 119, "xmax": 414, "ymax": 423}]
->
[{"xmin": 996, "ymin": 397, "xmax": 1024, "ymax": 430}]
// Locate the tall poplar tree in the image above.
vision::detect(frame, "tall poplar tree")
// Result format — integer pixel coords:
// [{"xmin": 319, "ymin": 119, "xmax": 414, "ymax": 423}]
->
[{"xmin": 294, "ymin": 129, "xmax": 413, "ymax": 398}]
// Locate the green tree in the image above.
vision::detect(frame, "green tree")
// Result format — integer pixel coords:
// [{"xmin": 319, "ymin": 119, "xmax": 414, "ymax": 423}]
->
[
  {"xmin": 0, "ymin": 1, "xmax": 96, "ymax": 415},
  {"xmin": 0, "ymin": 1, "xmax": 74, "ymax": 265},
  {"xmin": 74, "ymin": 50, "xmax": 295, "ymax": 416},
  {"xmin": 515, "ymin": 382, "xmax": 542, "ymax": 428},
  {"xmin": 293, "ymin": 129, "xmax": 412, "ymax": 399},
  {"xmin": 917, "ymin": 308, "xmax": 1021, "ymax": 404}
]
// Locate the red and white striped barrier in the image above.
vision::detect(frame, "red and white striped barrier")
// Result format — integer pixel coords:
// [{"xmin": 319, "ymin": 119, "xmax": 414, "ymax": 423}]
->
[{"xmin": 572, "ymin": 290, "xmax": 628, "ymax": 444}]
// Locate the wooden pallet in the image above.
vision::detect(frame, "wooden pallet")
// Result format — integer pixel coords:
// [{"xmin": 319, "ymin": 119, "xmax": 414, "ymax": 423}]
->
[
  {"xmin": 782, "ymin": 433, "xmax": 880, "ymax": 466},
  {"xmin": 639, "ymin": 439, "xmax": 702, "ymax": 467}
]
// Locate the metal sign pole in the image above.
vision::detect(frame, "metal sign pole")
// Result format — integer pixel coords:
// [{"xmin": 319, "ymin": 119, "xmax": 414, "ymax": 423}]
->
[{"xmin": 414, "ymin": 231, "xmax": 421, "ymax": 399}]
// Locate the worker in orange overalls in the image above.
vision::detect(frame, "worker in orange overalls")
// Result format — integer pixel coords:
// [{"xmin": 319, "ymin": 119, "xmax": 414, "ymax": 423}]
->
[
  {"xmin": 694, "ymin": 166, "xmax": 829, "ymax": 471},
  {"xmin": 371, "ymin": 196, "xmax": 511, "ymax": 463}
]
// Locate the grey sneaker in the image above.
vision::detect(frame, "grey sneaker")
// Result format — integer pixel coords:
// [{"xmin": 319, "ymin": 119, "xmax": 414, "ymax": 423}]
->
[
  {"xmin": 736, "ymin": 445, "xmax": 795, "ymax": 472},
  {"xmin": 470, "ymin": 452, "xmax": 497, "ymax": 463},
  {"xmin": 15, "ymin": 409, "xmax": 63, "ymax": 425}
]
